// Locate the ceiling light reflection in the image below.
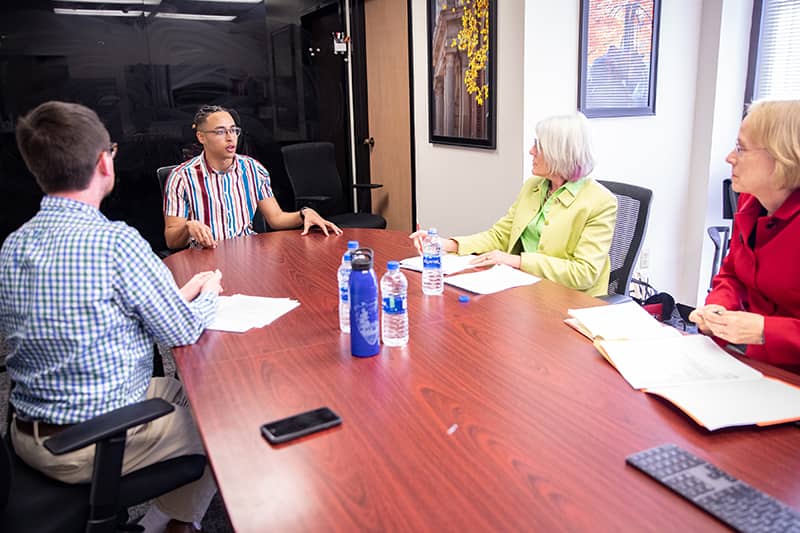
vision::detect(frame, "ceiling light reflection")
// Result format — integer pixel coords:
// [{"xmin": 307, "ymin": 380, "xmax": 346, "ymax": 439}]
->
[
  {"xmin": 155, "ymin": 12, "xmax": 236, "ymax": 21},
  {"xmin": 53, "ymin": 8, "xmax": 148, "ymax": 16}
]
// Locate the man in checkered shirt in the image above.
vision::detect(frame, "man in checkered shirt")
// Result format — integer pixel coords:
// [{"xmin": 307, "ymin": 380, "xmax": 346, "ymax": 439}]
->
[{"xmin": 0, "ymin": 101, "xmax": 222, "ymax": 533}]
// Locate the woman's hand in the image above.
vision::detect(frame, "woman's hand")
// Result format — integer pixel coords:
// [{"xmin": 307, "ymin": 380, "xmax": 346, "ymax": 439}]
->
[
  {"xmin": 691, "ymin": 305, "xmax": 765, "ymax": 345},
  {"xmin": 688, "ymin": 304, "xmax": 726, "ymax": 334},
  {"xmin": 701, "ymin": 309, "xmax": 765, "ymax": 345},
  {"xmin": 408, "ymin": 231, "xmax": 458, "ymax": 255},
  {"xmin": 469, "ymin": 250, "xmax": 521, "ymax": 269}
]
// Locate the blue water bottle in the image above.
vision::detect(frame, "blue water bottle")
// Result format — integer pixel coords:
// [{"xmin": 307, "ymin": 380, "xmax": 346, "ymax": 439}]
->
[{"xmin": 349, "ymin": 248, "xmax": 380, "ymax": 357}]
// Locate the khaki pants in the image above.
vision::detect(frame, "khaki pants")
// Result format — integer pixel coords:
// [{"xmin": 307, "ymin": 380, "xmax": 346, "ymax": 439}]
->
[{"xmin": 11, "ymin": 377, "xmax": 217, "ymax": 524}]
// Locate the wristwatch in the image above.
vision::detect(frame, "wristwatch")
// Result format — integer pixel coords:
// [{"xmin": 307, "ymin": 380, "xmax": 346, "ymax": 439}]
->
[{"xmin": 299, "ymin": 206, "xmax": 308, "ymax": 221}]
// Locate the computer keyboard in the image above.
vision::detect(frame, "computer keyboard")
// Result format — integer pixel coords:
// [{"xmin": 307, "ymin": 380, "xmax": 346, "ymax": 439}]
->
[{"xmin": 626, "ymin": 444, "xmax": 800, "ymax": 533}]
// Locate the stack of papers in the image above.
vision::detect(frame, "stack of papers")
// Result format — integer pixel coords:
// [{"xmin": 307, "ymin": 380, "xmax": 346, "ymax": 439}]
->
[
  {"xmin": 444, "ymin": 264, "xmax": 540, "ymax": 294},
  {"xmin": 566, "ymin": 301, "xmax": 680, "ymax": 340},
  {"xmin": 208, "ymin": 294, "xmax": 300, "ymax": 333},
  {"xmin": 566, "ymin": 302, "xmax": 800, "ymax": 430},
  {"xmin": 399, "ymin": 253, "xmax": 476, "ymax": 276}
]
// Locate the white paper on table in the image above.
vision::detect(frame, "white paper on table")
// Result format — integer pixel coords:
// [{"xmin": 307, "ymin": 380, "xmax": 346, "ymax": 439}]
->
[
  {"xmin": 597, "ymin": 335, "xmax": 762, "ymax": 389},
  {"xmin": 645, "ymin": 377, "xmax": 800, "ymax": 431},
  {"xmin": 399, "ymin": 253, "xmax": 477, "ymax": 276},
  {"xmin": 567, "ymin": 301, "xmax": 675, "ymax": 341},
  {"xmin": 207, "ymin": 294, "xmax": 300, "ymax": 332},
  {"xmin": 443, "ymin": 264, "xmax": 540, "ymax": 294}
]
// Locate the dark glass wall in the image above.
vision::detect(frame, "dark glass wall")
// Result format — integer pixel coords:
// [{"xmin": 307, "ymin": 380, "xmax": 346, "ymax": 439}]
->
[{"xmin": 0, "ymin": 0, "xmax": 351, "ymax": 249}]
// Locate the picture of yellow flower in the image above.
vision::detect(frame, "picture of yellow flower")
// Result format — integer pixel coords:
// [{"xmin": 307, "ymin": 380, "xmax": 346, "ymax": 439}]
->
[{"xmin": 429, "ymin": 0, "xmax": 495, "ymax": 148}]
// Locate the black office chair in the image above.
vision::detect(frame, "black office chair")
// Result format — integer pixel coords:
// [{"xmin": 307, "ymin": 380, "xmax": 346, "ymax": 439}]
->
[
  {"xmin": 707, "ymin": 177, "xmax": 739, "ymax": 289},
  {"xmin": 1, "ymin": 398, "xmax": 206, "ymax": 533},
  {"xmin": 281, "ymin": 142, "xmax": 387, "ymax": 229},
  {"xmin": 597, "ymin": 180, "xmax": 653, "ymax": 302},
  {"xmin": 722, "ymin": 177, "xmax": 739, "ymax": 220},
  {"xmin": 156, "ymin": 164, "xmax": 270, "ymax": 238}
]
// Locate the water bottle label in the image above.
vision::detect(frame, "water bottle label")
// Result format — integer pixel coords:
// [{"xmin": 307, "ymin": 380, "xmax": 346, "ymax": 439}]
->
[
  {"xmin": 353, "ymin": 301, "xmax": 380, "ymax": 345},
  {"xmin": 382, "ymin": 295, "xmax": 406, "ymax": 315},
  {"xmin": 340, "ymin": 286, "xmax": 349, "ymax": 303},
  {"xmin": 423, "ymin": 254, "xmax": 441, "ymax": 269}
]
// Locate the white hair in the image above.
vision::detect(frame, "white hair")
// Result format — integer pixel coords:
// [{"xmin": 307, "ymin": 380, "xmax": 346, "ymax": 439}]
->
[{"xmin": 535, "ymin": 112, "xmax": 595, "ymax": 181}]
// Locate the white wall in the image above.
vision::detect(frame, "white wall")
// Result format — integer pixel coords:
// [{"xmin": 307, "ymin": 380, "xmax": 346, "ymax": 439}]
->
[
  {"xmin": 410, "ymin": 0, "xmax": 752, "ymax": 306},
  {"xmin": 692, "ymin": 0, "xmax": 753, "ymax": 305},
  {"xmin": 410, "ymin": 0, "xmax": 525, "ymax": 236}
]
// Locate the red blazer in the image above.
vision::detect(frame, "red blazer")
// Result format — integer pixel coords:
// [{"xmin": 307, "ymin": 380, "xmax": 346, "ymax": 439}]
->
[{"xmin": 706, "ymin": 189, "xmax": 800, "ymax": 370}]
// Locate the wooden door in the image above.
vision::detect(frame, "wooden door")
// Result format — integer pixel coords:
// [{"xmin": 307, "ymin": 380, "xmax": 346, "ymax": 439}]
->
[{"xmin": 363, "ymin": 0, "xmax": 413, "ymax": 231}]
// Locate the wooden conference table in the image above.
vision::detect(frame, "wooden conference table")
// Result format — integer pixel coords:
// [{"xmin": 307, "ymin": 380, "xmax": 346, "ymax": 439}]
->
[{"xmin": 163, "ymin": 229, "xmax": 800, "ymax": 532}]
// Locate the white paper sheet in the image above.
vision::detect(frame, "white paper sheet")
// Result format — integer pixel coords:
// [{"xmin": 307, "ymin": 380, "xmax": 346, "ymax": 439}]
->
[
  {"xmin": 443, "ymin": 264, "xmax": 540, "ymax": 294},
  {"xmin": 399, "ymin": 253, "xmax": 477, "ymax": 276},
  {"xmin": 646, "ymin": 377, "xmax": 800, "ymax": 431},
  {"xmin": 567, "ymin": 301, "xmax": 677, "ymax": 341},
  {"xmin": 597, "ymin": 335, "xmax": 762, "ymax": 389},
  {"xmin": 207, "ymin": 294, "xmax": 300, "ymax": 332}
]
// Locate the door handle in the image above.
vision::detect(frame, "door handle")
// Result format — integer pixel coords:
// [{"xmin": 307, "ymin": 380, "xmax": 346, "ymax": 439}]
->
[{"xmin": 363, "ymin": 137, "xmax": 375, "ymax": 148}]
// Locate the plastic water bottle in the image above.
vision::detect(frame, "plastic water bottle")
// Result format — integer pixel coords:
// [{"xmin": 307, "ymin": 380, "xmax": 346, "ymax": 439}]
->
[
  {"xmin": 337, "ymin": 241, "xmax": 360, "ymax": 333},
  {"xmin": 422, "ymin": 228, "xmax": 444, "ymax": 295},
  {"xmin": 349, "ymin": 248, "xmax": 380, "ymax": 357},
  {"xmin": 337, "ymin": 252, "xmax": 352, "ymax": 333},
  {"xmin": 381, "ymin": 261, "xmax": 408, "ymax": 347}
]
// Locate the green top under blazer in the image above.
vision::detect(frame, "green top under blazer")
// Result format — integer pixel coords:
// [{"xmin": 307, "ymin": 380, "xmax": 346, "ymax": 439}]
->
[{"xmin": 453, "ymin": 176, "xmax": 617, "ymax": 297}]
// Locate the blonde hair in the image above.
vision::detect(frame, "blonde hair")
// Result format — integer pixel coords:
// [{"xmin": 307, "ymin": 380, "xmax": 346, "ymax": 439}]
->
[
  {"xmin": 535, "ymin": 111, "xmax": 595, "ymax": 182},
  {"xmin": 745, "ymin": 99, "xmax": 800, "ymax": 189}
]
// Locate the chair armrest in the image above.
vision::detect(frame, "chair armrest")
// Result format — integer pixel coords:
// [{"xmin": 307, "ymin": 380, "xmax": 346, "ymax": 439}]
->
[
  {"xmin": 44, "ymin": 398, "xmax": 174, "ymax": 455},
  {"xmin": 596, "ymin": 294, "xmax": 634, "ymax": 305},
  {"xmin": 295, "ymin": 195, "xmax": 332, "ymax": 203},
  {"xmin": 352, "ymin": 183, "xmax": 383, "ymax": 190}
]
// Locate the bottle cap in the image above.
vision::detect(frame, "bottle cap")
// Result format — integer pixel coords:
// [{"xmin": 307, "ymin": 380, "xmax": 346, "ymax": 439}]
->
[
  {"xmin": 351, "ymin": 248, "xmax": 373, "ymax": 271},
  {"xmin": 347, "ymin": 240, "xmax": 359, "ymax": 250},
  {"xmin": 458, "ymin": 295, "xmax": 470, "ymax": 303},
  {"xmin": 428, "ymin": 227, "xmax": 438, "ymax": 235},
  {"xmin": 387, "ymin": 261, "xmax": 399, "ymax": 270}
]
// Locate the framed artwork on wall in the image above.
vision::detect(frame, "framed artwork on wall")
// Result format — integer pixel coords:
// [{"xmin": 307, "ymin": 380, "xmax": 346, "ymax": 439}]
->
[
  {"xmin": 427, "ymin": 0, "xmax": 496, "ymax": 149},
  {"xmin": 578, "ymin": 0, "xmax": 661, "ymax": 118}
]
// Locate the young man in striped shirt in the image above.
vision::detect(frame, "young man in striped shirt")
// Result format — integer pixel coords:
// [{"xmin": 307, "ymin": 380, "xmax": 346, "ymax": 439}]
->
[
  {"xmin": 163, "ymin": 105, "xmax": 342, "ymax": 249},
  {"xmin": 1, "ymin": 101, "xmax": 222, "ymax": 533}
]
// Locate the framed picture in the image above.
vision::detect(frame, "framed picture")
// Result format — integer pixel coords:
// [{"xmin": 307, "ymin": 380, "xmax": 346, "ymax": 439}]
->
[
  {"xmin": 578, "ymin": 0, "xmax": 661, "ymax": 118},
  {"xmin": 427, "ymin": 0, "xmax": 496, "ymax": 149}
]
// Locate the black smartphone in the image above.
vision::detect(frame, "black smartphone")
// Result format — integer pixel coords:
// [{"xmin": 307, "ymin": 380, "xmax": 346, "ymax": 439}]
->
[{"xmin": 260, "ymin": 407, "xmax": 342, "ymax": 445}]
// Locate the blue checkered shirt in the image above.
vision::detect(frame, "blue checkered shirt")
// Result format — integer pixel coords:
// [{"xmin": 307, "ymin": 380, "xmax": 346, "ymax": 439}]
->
[{"xmin": 0, "ymin": 196, "xmax": 218, "ymax": 424}]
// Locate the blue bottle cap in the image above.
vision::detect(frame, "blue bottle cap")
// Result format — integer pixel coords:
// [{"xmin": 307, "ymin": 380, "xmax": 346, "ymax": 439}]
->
[
  {"xmin": 347, "ymin": 240, "xmax": 359, "ymax": 250},
  {"xmin": 387, "ymin": 261, "xmax": 399, "ymax": 270},
  {"xmin": 458, "ymin": 295, "xmax": 469, "ymax": 303}
]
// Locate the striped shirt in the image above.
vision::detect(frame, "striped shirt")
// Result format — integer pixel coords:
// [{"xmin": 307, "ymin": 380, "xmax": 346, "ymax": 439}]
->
[
  {"xmin": 0, "ymin": 196, "xmax": 218, "ymax": 424},
  {"xmin": 164, "ymin": 153, "xmax": 273, "ymax": 242}
]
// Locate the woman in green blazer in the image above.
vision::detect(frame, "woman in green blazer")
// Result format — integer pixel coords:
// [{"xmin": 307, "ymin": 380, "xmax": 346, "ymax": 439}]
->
[{"xmin": 411, "ymin": 112, "xmax": 617, "ymax": 297}]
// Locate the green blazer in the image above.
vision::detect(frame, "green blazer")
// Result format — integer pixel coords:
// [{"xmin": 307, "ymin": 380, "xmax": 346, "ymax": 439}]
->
[{"xmin": 454, "ymin": 177, "xmax": 617, "ymax": 297}]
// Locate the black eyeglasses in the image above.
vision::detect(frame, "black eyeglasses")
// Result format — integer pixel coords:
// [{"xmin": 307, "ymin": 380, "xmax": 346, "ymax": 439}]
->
[{"xmin": 199, "ymin": 126, "xmax": 242, "ymax": 137}]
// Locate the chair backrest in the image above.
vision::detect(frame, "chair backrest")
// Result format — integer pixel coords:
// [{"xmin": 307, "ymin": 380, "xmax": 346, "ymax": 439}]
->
[
  {"xmin": 722, "ymin": 177, "xmax": 739, "ymax": 219},
  {"xmin": 598, "ymin": 180, "xmax": 653, "ymax": 296},
  {"xmin": 156, "ymin": 165, "xmax": 177, "ymax": 198},
  {"xmin": 281, "ymin": 142, "xmax": 346, "ymax": 215}
]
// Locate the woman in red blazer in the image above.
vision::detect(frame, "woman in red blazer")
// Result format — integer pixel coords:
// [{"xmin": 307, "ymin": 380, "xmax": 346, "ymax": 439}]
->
[{"xmin": 690, "ymin": 100, "xmax": 800, "ymax": 371}]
